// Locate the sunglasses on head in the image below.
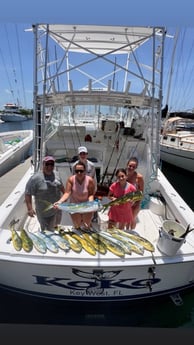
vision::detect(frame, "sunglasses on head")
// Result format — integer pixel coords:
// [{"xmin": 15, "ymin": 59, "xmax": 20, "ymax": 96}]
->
[
  {"xmin": 45, "ymin": 162, "xmax": 54, "ymax": 166},
  {"xmin": 75, "ymin": 169, "xmax": 85, "ymax": 173}
]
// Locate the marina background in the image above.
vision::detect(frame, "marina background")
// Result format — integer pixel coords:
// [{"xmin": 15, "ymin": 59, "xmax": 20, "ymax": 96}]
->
[
  {"xmin": 0, "ymin": 1, "xmax": 194, "ymax": 342},
  {"xmin": 0, "ymin": 119, "xmax": 194, "ymax": 328}
]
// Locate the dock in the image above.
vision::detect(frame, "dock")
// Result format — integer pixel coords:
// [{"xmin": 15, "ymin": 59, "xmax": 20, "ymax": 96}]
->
[{"xmin": 0, "ymin": 157, "xmax": 32, "ymax": 205}]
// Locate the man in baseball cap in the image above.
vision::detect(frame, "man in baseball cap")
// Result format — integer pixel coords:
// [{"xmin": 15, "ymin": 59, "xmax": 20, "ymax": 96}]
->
[
  {"xmin": 25, "ymin": 155, "xmax": 65, "ymax": 231},
  {"xmin": 77, "ymin": 146, "xmax": 88, "ymax": 154},
  {"xmin": 43, "ymin": 155, "xmax": 55, "ymax": 162},
  {"xmin": 72, "ymin": 146, "xmax": 96, "ymax": 180}
]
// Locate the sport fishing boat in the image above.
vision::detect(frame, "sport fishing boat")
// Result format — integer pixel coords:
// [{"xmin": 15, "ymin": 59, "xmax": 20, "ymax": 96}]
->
[
  {"xmin": 0, "ymin": 103, "xmax": 32, "ymax": 122},
  {"xmin": 0, "ymin": 129, "xmax": 33, "ymax": 177},
  {"xmin": 160, "ymin": 116, "xmax": 194, "ymax": 173},
  {"xmin": 0, "ymin": 24, "xmax": 194, "ymax": 303}
]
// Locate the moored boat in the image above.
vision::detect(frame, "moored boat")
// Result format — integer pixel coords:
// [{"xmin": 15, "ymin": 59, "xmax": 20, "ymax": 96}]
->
[
  {"xmin": 0, "ymin": 103, "xmax": 32, "ymax": 122},
  {"xmin": 0, "ymin": 129, "xmax": 33, "ymax": 177},
  {"xmin": 160, "ymin": 116, "xmax": 194, "ymax": 173},
  {"xmin": 0, "ymin": 24, "xmax": 194, "ymax": 303}
]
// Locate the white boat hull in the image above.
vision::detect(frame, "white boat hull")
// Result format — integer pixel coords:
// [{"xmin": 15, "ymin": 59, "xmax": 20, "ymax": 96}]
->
[
  {"xmin": 0, "ymin": 114, "xmax": 29, "ymax": 122},
  {"xmin": 0, "ymin": 258, "xmax": 194, "ymax": 301},
  {"xmin": 160, "ymin": 145, "xmax": 194, "ymax": 172},
  {"xmin": 0, "ymin": 130, "xmax": 33, "ymax": 176},
  {"xmin": 0, "ymin": 25, "xmax": 194, "ymax": 303},
  {"xmin": 160, "ymin": 118, "xmax": 194, "ymax": 173},
  {"xmin": 0, "ymin": 166, "xmax": 194, "ymax": 302}
]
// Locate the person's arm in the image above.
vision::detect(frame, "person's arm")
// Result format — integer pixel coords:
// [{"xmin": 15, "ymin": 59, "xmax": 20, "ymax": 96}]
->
[{"xmin": 25, "ymin": 194, "xmax": 36, "ymax": 217}]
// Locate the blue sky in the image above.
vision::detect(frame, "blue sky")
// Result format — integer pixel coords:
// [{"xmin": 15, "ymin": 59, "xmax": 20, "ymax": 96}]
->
[{"xmin": 0, "ymin": 1, "xmax": 194, "ymax": 111}]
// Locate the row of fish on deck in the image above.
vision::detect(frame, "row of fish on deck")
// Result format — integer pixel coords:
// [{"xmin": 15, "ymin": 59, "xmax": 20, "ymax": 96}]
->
[
  {"xmin": 9, "ymin": 222, "xmax": 155, "ymax": 257},
  {"xmin": 20, "ymin": 149, "xmax": 148, "ymax": 257}
]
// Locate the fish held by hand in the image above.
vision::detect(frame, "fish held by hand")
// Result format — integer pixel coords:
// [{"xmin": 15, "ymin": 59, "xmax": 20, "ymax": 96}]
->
[{"xmin": 102, "ymin": 191, "xmax": 143, "ymax": 212}]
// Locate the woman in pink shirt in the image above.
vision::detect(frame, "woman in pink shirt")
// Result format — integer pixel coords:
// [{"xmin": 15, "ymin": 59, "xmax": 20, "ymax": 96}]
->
[
  {"xmin": 55, "ymin": 161, "xmax": 95, "ymax": 228},
  {"xmin": 108, "ymin": 168, "xmax": 136, "ymax": 230}
]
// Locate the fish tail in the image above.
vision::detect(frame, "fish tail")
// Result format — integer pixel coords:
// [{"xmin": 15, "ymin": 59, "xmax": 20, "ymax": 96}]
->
[{"xmin": 38, "ymin": 199, "xmax": 54, "ymax": 212}]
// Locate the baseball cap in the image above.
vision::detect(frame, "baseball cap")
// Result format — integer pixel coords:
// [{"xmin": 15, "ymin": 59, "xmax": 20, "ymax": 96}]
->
[
  {"xmin": 43, "ymin": 156, "xmax": 55, "ymax": 162},
  {"xmin": 78, "ymin": 146, "xmax": 88, "ymax": 154}
]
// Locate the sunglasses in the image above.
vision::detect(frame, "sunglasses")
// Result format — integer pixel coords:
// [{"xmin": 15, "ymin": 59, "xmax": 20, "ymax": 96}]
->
[
  {"xmin": 75, "ymin": 169, "xmax": 85, "ymax": 173},
  {"xmin": 128, "ymin": 165, "xmax": 136, "ymax": 169},
  {"xmin": 45, "ymin": 162, "xmax": 54, "ymax": 166}
]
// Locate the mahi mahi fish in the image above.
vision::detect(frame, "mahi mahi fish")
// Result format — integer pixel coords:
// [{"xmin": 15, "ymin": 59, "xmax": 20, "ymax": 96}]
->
[
  {"xmin": 109, "ymin": 228, "xmax": 155, "ymax": 252},
  {"xmin": 9, "ymin": 224, "xmax": 22, "ymax": 251},
  {"xmin": 27, "ymin": 231, "xmax": 47, "ymax": 254},
  {"xmin": 20, "ymin": 229, "xmax": 33, "ymax": 252},
  {"xmin": 60, "ymin": 231, "xmax": 83, "ymax": 253},
  {"xmin": 92, "ymin": 232, "xmax": 125, "ymax": 258},
  {"xmin": 43, "ymin": 230, "xmax": 70, "ymax": 251},
  {"xmin": 71, "ymin": 233, "xmax": 96, "ymax": 256},
  {"xmin": 41, "ymin": 199, "xmax": 101, "ymax": 214},
  {"xmin": 35, "ymin": 232, "xmax": 59, "ymax": 253},
  {"xmin": 101, "ymin": 191, "xmax": 143, "ymax": 212},
  {"xmin": 82, "ymin": 232, "xmax": 107, "ymax": 255},
  {"xmin": 102, "ymin": 231, "xmax": 132, "ymax": 255},
  {"xmin": 107, "ymin": 230, "xmax": 144, "ymax": 255}
]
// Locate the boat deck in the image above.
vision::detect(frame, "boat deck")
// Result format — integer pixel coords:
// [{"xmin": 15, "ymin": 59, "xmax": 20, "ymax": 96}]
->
[
  {"xmin": 1, "ymin": 196, "xmax": 194, "ymax": 266},
  {"xmin": 1, "ymin": 157, "xmax": 194, "ymax": 266},
  {"xmin": 0, "ymin": 157, "xmax": 32, "ymax": 204}
]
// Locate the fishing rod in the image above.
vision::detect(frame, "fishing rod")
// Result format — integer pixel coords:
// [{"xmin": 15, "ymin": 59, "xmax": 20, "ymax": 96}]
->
[
  {"xmin": 100, "ymin": 126, "xmax": 122, "ymax": 185},
  {"xmin": 108, "ymin": 133, "xmax": 132, "ymax": 185}
]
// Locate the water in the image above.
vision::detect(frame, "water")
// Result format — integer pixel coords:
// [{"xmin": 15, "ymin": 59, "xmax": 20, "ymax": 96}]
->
[
  {"xmin": 161, "ymin": 161, "xmax": 194, "ymax": 211},
  {"xmin": 0, "ymin": 120, "xmax": 194, "ymax": 328},
  {"xmin": 0, "ymin": 119, "xmax": 33, "ymax": 132}
]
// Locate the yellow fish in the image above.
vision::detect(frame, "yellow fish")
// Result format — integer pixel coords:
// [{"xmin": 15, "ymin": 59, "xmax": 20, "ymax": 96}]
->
[
  {"xmin": 110, "ymin": 228, "xmax": 155, "ymax": 252},
  {"xmin": 102, "ymin": 191, "xmax": 143, "ymax": 212},
  {"xmin": 72, "ymin": 233, "xmax": 96, "ymax": 256},
  {"xmin": 10, "ymin": 224, "xmax": 22, "ymax": 251},
  {"xmin": 20, "ymin": 229, "xmax": 33, "ymax": 252}
]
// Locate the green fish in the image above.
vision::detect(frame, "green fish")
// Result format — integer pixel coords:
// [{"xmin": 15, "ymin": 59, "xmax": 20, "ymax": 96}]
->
[
  {"xmin": 92, "ymin": 232, "xmax": 125, "ymax": 258},
  {"xmin": 109, "ymin": 228, "xmax": 155, "ymax": 252},
  {"xmin": 10, "ymin": 225, "xmax": 22, "ymax": 251},
  {"xmin": 20, "ymin": 229, "xmax": 33, "ymax": 252},
  {"xmin": 101, "ymin": 191, "xmax": 143, "ymax": 212},
  {"xmin": 105, "ymin": 232, "xmax": 132, "ymax": 255},
  {"xmin": 62, "ymin": 233, "xmax": 82, "ymax": 253},
  {"xmin": 108, "ymin": 231, "xmax": 144, "ymax": 255},
  {"xmin": 72, "ymin": 233, "xmax": 96, "ymax": 256},
  {"xmin": 82, "ymin": 232, "xmax": 107, "ymax": 255}
]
